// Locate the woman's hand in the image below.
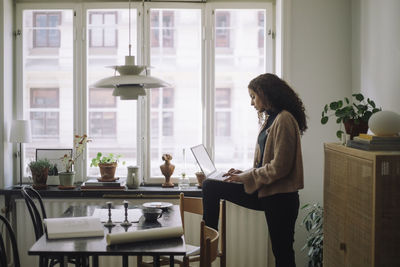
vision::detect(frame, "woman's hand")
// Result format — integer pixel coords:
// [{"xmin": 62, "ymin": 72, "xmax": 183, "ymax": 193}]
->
[
  {"xmin": 223, "ymin": 168, "xmax": 243, "ymax": 177},
  {"xmin": 222, "ymin": 168, "xmax": 243, "ymax": 183},
  {"xmin": 223, "ymin": 174, "xmax": 242, "ymax": 183}
]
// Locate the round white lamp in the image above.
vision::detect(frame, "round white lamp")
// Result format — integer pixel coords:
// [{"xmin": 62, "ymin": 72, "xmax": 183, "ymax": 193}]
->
[{"xmin": 368, "ymin": 110, "xmax": 400, "ymax": 136}]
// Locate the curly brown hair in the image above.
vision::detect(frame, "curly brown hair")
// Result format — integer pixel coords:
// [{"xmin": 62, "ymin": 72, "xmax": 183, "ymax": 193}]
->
[{"xmin": 248, "ymin": 73, "xmax": 307, "ymax": 134}]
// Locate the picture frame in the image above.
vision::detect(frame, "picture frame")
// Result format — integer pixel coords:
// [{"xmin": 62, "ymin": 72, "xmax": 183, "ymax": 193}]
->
[{"xmin": 36, "ymin": 148, "xmax": 72, "ymax": 185}]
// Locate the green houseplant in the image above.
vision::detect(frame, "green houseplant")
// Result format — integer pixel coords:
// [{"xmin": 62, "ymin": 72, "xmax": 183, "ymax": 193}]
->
[
  {"xmin": 59, "ymin": 134, "xmax": 91, "ymax": 186},
  {"xmin": 301, "ymin": 203, "xmax": 323, "ymax": 267},
  {"xmin": 321, "ymin": 93, "xmax": 381, "ymax": 139},
  {"xmin": 29, "ymin": 159, "xmax": 51, "ymax": 189},
  {"xmin": 90, "ymin": 152, "xmax": 125, "ymax": 181}
]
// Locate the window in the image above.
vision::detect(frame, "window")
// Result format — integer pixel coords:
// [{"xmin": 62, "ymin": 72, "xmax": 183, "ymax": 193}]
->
[
  {"xmin": 151, "ymin": 10, "xmax": 174, "ymax": 48},
  {"xmin": 89, "ymin": 11, "xmax": 118, "ymax": 48},
  {"xmin": 258, "ymin": 11, "xmax": 265, "ymax": 48},
  {"xmin": 86, "ymin": 8, "xmax": 138, "ymax": 178},
  {"xmin": 21, "ymin": 9, "xmax": 74, "ymax": 177},
  {"xmin": 17, "ymin": 4, "xmax": 272, "ymax": 183},
  {"xmin": 214, "ymin": 9, "xmax": 266, "ymax": 171},
  {"xmin": 215, "ymin": 11, "xmax": 230, "ymax": 48},
  {"xmin": 30, "ymin": 88, "xmax": 60, "ymax": 137},
  {"xmin": 215, "ymin": 88, "xmax": 231, "ymax": 137},
  {"xmin": 33, "ymin": 12, "xmax": 61, "ymax": 47}
]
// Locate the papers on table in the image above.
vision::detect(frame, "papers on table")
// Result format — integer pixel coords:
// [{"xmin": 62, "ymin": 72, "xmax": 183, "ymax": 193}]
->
[
  {"xmin": 92, "ymin": 208, "xmax": 142, "ymax": 223},
  {"xmin": 44, "ymin": 217, "xmax": 104, "ymax": 239},
  {"xmin": 106, "ymin": 225, "xmax": 184, "ymax": 245}
]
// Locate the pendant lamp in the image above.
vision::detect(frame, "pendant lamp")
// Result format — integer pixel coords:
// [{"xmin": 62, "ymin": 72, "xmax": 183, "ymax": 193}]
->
[{"xmin": 92, "ymin": 0, "xmax": 169, "ymax": 100}]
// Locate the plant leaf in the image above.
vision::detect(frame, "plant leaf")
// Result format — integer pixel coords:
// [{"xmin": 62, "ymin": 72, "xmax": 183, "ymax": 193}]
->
[
  {"xmin": 336, "ymin": 130, "xmax": 343, "ymax": 139},
  {"xmin": 321, "ymin": 117, "xmax": 328, "ymax": 124}
]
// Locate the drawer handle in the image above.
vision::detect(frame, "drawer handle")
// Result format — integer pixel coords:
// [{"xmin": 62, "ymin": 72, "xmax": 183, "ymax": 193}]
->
[{"xmin": 340, "ymin": 242, "xmax": 346, "ymax": 251}]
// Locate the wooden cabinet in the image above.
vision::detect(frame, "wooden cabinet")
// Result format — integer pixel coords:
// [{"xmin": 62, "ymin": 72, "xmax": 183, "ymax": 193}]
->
[{"xmin": 324, "ymin": 143, "xmax": 400, "ymax": 267}]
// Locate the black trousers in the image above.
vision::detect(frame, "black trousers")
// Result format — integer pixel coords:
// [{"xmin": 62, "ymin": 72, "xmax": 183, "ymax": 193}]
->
[{"xmin": 202, "ymin": 179, "xmax": 299, "ymax": 267}]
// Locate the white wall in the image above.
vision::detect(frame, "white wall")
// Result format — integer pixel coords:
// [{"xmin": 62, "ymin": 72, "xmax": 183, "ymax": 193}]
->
[
  {"xmin": 288, "ymin": 1, "xmax": 352, "ymax": 266},
  {"xmin": 352, "ymin": 0, "xmax": 400, "ymax": 114},
  {"xmin": 0, "ymin": 0, "xmax": 15, "ymax": 188}
]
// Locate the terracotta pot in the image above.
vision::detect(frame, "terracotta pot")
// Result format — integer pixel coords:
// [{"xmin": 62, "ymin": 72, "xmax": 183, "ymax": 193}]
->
[
  {"xmin": 30, "ymin": 167, "xmax": 49, "ymax": 190},
  {"xmin": 344, "ymin": 119, "xmax": 369, "ymax": 140},
  {"xmin": 98, "ymin": 162, "xmax": 117, "ymax": 181}
]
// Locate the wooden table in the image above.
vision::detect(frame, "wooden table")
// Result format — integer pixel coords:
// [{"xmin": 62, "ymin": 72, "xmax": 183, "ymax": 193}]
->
[{"xmin": 28, "ymin": 204, "xmax": 186, "ymax": 267}]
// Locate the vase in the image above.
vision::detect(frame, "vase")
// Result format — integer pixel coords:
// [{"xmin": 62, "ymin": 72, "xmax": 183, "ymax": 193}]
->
[
  {"xmin": 31, "ymin": 167, "xmax": 49, "ymax": 190},
  {"xmin": 58, "ymin": 172, "xmax": 75, "ymax": 187},
  {"xmin": 98, "ymin": 162, "xmax": 117, "ymax": 181},
  {"xmin": 344, "ymin": 119, "xmax": 369, "ymax": 140},
  {"xmin": 160, "ymin": 160, "xmax": 175, "ymax": 188}
]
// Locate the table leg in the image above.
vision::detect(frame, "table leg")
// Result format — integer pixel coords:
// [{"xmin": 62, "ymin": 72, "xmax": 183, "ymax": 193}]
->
[
  {"xmin": 92, "ymin": 255, "xmax": 99, "ymax": 267},
  {"xmin": 153, "ymin": 255, "xmax": 160, "ymax": 267},
  {"xmin": 169, "ymin": 255, "xmax": 174, "ymax": 267},
  {"xmin": 123, "ymin": 255, "xmax": 128, "ymax": 267}
]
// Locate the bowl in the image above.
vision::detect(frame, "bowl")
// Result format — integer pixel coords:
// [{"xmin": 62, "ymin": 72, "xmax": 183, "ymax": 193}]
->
[{"xmin": 142, "ymin": 208, "xmax": 163, "ymax": 222}]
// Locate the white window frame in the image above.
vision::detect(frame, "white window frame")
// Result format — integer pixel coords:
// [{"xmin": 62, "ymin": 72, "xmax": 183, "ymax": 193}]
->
[{"xmin": 15, "ymin": 1, "xmax": 273, "ymax": 184}]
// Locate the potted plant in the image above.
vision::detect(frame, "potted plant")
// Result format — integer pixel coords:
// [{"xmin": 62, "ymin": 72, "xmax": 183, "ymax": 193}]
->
[
  {"xmin": 59, "ymin": 134, "xmax": 91, "ymax": 187},
  {"xmin": 321, "ymin": 93, "xmax": 381, "ymax": 140},
  {"xmin": 29, "ymin": 159, "xmax": 51, "ymax": 189},
  {"xmin": 301, "ymin": 203, "xmax": 323, "ymax": 267},
  {"xmin": 90, "ymin": 152, "xmax": 125, "ymax": 181}
]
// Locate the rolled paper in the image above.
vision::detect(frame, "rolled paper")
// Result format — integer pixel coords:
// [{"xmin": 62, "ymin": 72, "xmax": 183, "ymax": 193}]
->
[{"xmin": 106, "ymin": 225, "xmax": 183, "ymax": 245}]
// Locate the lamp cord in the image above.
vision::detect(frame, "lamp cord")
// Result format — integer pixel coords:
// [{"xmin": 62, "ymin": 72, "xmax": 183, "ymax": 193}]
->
[{"xmin": 129, "ymin": 0, "xmax": 132, "ymax": 56}]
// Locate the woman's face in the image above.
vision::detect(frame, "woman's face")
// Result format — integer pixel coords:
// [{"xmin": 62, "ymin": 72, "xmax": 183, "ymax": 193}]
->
[{"xmin": 248, "ymin": 88, "xmax": 265, "ymax": 112}]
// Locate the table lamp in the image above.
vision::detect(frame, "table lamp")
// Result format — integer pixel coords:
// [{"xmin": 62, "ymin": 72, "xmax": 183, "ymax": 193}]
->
[{"xmin": 10, "ymin": 120, "xmax": 32, "ymax": 187}]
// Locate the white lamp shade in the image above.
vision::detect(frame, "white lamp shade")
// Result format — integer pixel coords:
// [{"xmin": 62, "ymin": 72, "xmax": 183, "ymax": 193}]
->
[
  {"xmin": 112, "ymin": 86, "xmax": 146, "ymax": 100},
  {"xmin": 10, "ymin": 120, "xmax": 32, "ymax": 143},
  {"xmin": 92, "ymin": 75, "xmax": 170, "ymax": 89}
]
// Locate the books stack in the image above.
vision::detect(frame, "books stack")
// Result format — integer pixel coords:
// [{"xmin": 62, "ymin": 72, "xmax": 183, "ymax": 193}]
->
[
  {"xmin": 80, "ymin": 178, "xmax": 127, "ymax": 190},
  {"xmin": 346, "ymin": 134, "xmax": 400, "ymax": 151}
]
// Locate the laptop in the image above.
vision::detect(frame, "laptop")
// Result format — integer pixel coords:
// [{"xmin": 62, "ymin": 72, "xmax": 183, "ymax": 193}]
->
[{"xmin": 191, "ymin": 144, "xmax": 225, "ymax": 180}]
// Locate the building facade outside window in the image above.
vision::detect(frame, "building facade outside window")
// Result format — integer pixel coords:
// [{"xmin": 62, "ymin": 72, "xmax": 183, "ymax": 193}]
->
[
  {"xmin": 33, "ymin": 12, "xmax": 61, "ymax": 48},
  {"xmin": 89, "ymin": 11, "xmax": 118, "ymax": 48}
]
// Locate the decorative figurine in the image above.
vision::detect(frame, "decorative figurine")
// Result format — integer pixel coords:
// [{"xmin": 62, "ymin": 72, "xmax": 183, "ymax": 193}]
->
[
  {"xmin": 104, "ymin": 201, "xmax": 115, "ymax": 227},
  {"xmin": 120, "ymin": 200, "xmax": 132, "ymax": 227},
  {"xmin": 160, "ymin": 154, "xmax": 175, "ymax": 188}
]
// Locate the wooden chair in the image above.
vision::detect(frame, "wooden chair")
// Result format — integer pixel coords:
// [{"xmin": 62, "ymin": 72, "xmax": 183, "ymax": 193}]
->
[
  {"xmin": 0, "ymin": 214, "xmax": 20, "ymax": 267},
  {"xmin": 200, "ymin": 220, "xmax": 219, "ymax": 267},
  {"xmin": 21, "ymin": 186, "xmax": 88, "ymax": 267},
  {"xmin": 137, "ymin": 193, "xmax": 226, "ymax": 267}
]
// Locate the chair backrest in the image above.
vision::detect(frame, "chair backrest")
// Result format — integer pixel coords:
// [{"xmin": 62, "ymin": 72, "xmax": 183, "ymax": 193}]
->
[
  {"xmin": 0, "ymin": 214, "xmax": 20, "ymax": 267},
  {"xmin": 21, "ymin": 186, "xmax": 47, "ymax": 240},
  {"xmin": 200, "ymin": 220, "xmax": 219, "ymax": 267},
  {"xmin": 179, "ymin": 192, "xmax": 226, "ymax": 267}
]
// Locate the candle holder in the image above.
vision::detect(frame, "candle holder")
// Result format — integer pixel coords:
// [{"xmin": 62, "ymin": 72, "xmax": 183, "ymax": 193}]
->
[
  {"xmin": 104, "ymin": 201, "xmax": 115, "ymax": 227},
  {"xmin": 120, "ymin": 200, "xmax": 132, "ymax": 227}
]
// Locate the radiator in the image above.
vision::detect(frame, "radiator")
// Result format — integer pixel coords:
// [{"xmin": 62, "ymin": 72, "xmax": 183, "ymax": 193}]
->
[{"xmin": 15, "ymin": 199, "xmax": 269, "ymax": 267}]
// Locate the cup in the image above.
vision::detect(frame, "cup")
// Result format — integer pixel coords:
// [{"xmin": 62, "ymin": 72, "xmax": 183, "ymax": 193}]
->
[
  {"xmin": 142, "ymin": 208, "xmax": 163, "ymax": 222},
  {"xmin": 195, "ymin": 171, "xmax": 206, "ymax": 188}
]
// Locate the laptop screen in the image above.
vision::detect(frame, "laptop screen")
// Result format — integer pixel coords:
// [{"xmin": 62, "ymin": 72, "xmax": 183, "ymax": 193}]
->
[{"xmin": 191, "ymin": 144, "xmax": 217, "ymax": 177}]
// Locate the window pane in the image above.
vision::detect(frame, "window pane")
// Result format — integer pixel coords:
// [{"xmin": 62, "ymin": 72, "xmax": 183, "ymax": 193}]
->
[
  {"xmin": 150, "ymin": 9, "xmax": 202, "ymax": 178},
  {"xmin": 87, "ymin": 9, "xmax": 138, "ymax": 178},
  {"xmin": 214, "ymin": 9, "xmax": 266, "ymax": 171},
  {"xmin": 23, "ymin": 10, "xmax": 73, "ymax": 175}
]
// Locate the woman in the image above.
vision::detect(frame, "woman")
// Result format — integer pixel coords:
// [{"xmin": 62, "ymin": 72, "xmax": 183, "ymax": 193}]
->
[{"xmin": 202, "ymin": 73, "xmax": 307, "ymax": 267}]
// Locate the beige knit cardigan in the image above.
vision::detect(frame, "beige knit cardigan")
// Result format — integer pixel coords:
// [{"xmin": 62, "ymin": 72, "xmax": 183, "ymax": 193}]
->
[{"xmin": 238, "ymin": 110, "xmax": 304, "ymax": 198}]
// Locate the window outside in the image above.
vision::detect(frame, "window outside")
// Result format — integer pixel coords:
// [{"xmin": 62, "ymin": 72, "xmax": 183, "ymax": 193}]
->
[
  {"xmin": 150, "ymin": 9, "xmax": 202, "ymax": 178},
  {"xmin": 87, "ymin": 9, "xmax": 138, "ymax": 178},
  {"xmin": 23, "ymin": 9, "xmax": 74, "ymax": 177},
  {"xmin": 214, "ymin": 9, "xmax": 266, "ymax": 172}
]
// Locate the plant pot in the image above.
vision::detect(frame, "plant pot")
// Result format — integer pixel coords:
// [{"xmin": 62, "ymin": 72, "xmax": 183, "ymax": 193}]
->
[
  {"xmin": 98, "ymin": 162, "xmax": 117, "ymax": 181},
  {"xmin": 31, "ymin": 167, "xmax": 49, "ymax": 190},
  {"xmin": 344, "ymin": 119, "xmax": 369, "ymax": 140},
  {"xmin": 58, "ymin": 172, "xmax": 75, "ymax": 186}
]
